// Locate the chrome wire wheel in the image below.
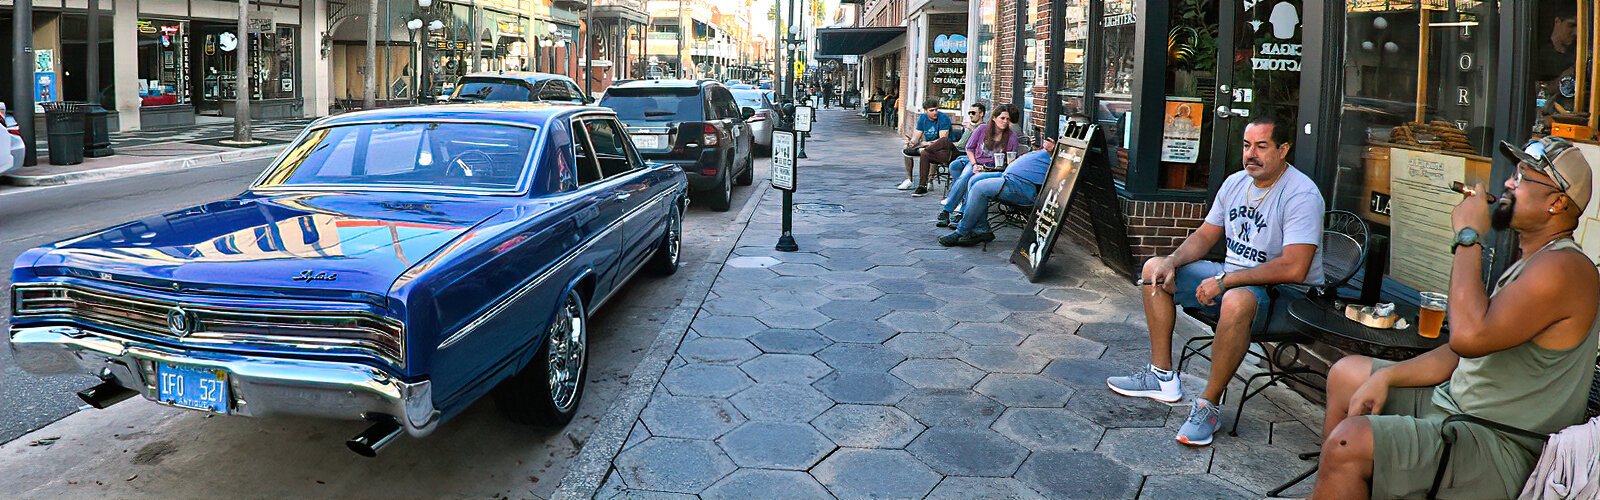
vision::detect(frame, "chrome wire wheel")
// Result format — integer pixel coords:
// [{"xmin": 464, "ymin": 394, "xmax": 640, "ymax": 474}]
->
[
  {"xmin": 545, "ymin": 292, "xmax": 586, "ymax": 413},
  {"xmin": 667, "ymin": 208, "xmax": 682, "ymax": 266}
]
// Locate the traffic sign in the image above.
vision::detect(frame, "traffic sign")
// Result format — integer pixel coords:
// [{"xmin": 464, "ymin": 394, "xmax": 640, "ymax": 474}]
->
[
  {"xmin": 793, "ymin": 60, "xmax": 807, "ymax": 75},
  {"xmin": 794, "ymin": 106, "xmax": 813, "ymax": 133},
  {"xmin": 771, "ymin": 129, "xmax": 797, "ymax": 191}
]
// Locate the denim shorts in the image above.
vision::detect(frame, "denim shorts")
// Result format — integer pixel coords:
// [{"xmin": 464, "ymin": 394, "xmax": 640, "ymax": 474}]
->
[{"xmin": 1173, "ymin": 261, "xmax": 1272, "ymax": 332}]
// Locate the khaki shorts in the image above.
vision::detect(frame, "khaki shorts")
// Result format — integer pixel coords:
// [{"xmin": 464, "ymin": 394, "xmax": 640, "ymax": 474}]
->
[{"xmin": 1365, "ymin": 360, "xmax": 1541, "ymax": 499}]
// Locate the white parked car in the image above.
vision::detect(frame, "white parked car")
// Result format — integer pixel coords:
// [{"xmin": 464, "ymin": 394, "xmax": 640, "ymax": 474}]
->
[{"xmin": 1, "ymin": 103, "xmax": 23, "ymax": 176}]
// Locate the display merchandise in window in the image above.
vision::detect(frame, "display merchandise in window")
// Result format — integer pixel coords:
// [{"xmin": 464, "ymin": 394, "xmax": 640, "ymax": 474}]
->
[{"xmin": 138, "ymin": 20, "xmax": 189, "ymax": 106}]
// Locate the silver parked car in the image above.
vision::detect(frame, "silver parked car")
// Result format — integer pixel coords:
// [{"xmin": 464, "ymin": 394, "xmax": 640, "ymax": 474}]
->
[
  {"xmin": 732, "ymin": 89, "xmax": 776, "ymax": 155},
  {"xmin": 1, "ymin": 103, "xmax": 23, "ymax": 176}
]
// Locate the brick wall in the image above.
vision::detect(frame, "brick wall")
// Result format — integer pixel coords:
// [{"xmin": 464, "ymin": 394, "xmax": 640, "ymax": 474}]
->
[
  {"xmin": 995, "ymin": 0, "xmax": 1016, "ymax": 107},
  {"xmin": 1123, "ymin": 199, "xmax": 1207, "ymax": 263}
]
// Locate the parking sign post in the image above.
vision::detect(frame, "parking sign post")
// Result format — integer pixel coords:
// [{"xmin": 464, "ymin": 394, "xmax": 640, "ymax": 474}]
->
[
  {"xmin": 794, "ymin": 105, "xmax": 813, "ymax": 159},
  {"xmin": 772, "ymin": 129, "xmax": 799, "ymax": 252}
]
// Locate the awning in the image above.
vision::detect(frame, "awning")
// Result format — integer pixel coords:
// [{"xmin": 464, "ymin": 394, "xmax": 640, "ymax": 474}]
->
[{"xmin": 815, "ymin": 27, "xmax": 905, "ymax": 56}]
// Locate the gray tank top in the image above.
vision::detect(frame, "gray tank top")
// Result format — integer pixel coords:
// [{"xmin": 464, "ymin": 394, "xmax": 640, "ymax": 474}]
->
[{"xmin": 1432, "ymin": 238, "xmax": 1600, "ymax": 435}]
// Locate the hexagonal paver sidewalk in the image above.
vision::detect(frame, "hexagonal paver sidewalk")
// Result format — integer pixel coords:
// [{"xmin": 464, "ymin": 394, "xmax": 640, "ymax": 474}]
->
[{"xmin": 596, "ymin": 109, "xmax": 1329, "ymax": 499}]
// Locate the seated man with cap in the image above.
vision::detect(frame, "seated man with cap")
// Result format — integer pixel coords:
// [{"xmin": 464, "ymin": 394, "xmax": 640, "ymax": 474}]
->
[{"xmin": 1313, "ymin": 137, "xmax": 1600, "ymax": 499}]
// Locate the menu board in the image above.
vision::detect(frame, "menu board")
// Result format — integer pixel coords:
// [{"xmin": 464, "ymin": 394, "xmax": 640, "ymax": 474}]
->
[{"xmin": 1388, "ymin": 148, "xmax": 1465, "ymax": 293}]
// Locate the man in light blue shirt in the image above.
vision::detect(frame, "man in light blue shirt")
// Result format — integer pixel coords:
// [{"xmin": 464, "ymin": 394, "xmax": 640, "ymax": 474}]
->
[{"xmin": 937, "ymin": 138, "xmax": 1055, "ymax": 247}]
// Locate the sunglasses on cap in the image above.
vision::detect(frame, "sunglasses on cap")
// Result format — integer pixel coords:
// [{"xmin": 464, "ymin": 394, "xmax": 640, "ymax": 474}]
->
[{"xmin": 1505, "ymin": 139, "xmax": 1574, "ymax": 193}]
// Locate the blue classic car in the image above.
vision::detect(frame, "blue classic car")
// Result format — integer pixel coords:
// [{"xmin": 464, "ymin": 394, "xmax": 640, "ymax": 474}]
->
[{"xmin": 8, "ymin": 103, "xmax": 688, "ymax": 456}]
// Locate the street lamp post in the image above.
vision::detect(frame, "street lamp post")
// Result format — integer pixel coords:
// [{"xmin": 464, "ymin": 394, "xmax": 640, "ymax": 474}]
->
[{"xmin": 407, "ymin": 0, "xmax": 438, "ymax": 102}]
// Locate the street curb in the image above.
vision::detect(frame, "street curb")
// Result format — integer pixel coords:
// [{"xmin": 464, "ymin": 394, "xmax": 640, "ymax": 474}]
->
[
  {"xmin": 2, "ymin": 144, "xmax": 286, "ymax": 187},
  {"xmin": 553, "ymin": 181, "xmax": 772, "ymax": 500}
]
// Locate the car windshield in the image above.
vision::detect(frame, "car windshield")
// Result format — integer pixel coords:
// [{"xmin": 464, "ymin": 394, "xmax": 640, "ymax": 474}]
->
[
  {"xmin": 452, "ymin": 80, "xmax": 530, "ymax": 102},
  {"xmin": 732, "ymin": 90, "xmax": 768, "ymax": 109},
  {"xmin": 601, "ymin": 87, "xmax": 703, "ymax": 122},
  {"xmin": 256, "ymin": 122, "xmax": 537, "ymax": 192}
]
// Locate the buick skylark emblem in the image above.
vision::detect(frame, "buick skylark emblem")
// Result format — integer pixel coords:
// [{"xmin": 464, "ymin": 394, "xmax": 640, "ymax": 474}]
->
[{"xmin": 166, "ymin": 307, "xmax": 194, "ymax": 337}]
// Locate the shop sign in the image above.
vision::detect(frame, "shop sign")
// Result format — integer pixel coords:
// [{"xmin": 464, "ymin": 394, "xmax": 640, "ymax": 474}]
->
[
  {"xmin": 1369, "ymin": 191, "xmax": 1391, "ymax": 216},
  {"xmin": 1160, "ymin": 100, "xmax": 1203, "ymax": 163},
  {"xmin": 248, "ymin": 14, "xmax": 274, "ymax": 34},
  {"xmin": 1102, "ymin": 14, "xmax": 1136, "ymax": 27},
  {"xmin": 137, "ymin": 20, "xmax": 158, "ymax": 34},
  {"xmin": 1349, "ymin": 0, "xmax": 1447, "ymax": 13}
]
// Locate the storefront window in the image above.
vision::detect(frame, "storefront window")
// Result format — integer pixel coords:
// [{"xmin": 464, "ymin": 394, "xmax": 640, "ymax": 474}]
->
[
  {"xmin": 1098, "ymin": 0, "xmax": 1137, "ymax": 180},
  {"xmin": 1526, "ymin": 1, "xmax": 1600, "ymax": 262},
  {"xmin": 1058, "ymin": 0, "xmax": 1088, "ymax": 118},
  {"xmin": 975, "ymin": 0, "xmax": 997, "ymax": 103},
  {"xmin": 927, "ymin": 13, "xmax": 969, "ymax": 109},
  {"xmin": 255, "ymin": 27, "xmax": 298, "ymax": 99},
  {"xmin": 1331, "ymin": 1, "xmax": 1499, "ymax": 294},
  {"xmin": 138, "ymin": 19, "xmax": 189, "ymax": 106},
  {"xmin": 1159, "ymin": 0, "xmax": 1219, "ymax": 191}
]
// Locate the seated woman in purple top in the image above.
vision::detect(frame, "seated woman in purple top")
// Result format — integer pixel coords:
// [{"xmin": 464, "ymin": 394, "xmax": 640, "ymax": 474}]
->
[{"xmin": 937, "ymin": 103, "xmax": 1023, "ymax": 228}]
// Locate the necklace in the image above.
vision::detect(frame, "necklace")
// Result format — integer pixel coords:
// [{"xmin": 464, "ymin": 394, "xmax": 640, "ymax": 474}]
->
[{"xmin": 1246, "ymin": 179, "xmax": 1278, "ymax": 211}]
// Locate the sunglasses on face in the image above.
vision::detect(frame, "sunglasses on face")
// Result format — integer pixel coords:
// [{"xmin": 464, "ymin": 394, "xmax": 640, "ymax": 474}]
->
[
  {"xmin": 1514, "ymin": 163, "xmax": 1564, "ymax": 192},
  {"xmin": 968, "ymin": 111, "xmax": 979, "ymax": 116}
]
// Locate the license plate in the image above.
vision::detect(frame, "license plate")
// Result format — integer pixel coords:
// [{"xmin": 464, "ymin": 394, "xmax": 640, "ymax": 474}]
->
[
  {"xmin": 157, "ymin": 362, "xmax": 230, "ymax": 414},
  {"xmin": 633, "ymin": 134, "xmax": 665, "ymax": 150}
]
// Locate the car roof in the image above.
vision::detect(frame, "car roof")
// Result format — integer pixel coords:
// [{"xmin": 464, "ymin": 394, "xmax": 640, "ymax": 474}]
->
[
  {"xmin": 315, "ymin": 102, "xmax": 610, "ymax": 128},
  {"xmin": 613, "ymin": 79, "xmax": 721, "ymax": 90},
  {"xmin": 459, "ymin": 72, "xmax": 577, "ymax": 85}
]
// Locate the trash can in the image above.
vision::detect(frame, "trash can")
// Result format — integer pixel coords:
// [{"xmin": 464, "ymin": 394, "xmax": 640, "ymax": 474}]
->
[
  {"xmin": 43, "ymin": 102, "xmax": 86, "ymax": 165},
  {"xmin": 82, "ymin": 104, "xmax": 115, "ymax": 158}
]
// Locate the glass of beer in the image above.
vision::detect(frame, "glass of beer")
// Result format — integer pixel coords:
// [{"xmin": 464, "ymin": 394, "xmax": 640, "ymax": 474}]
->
[{"xmin": 1418, "ymin": 292, "xmax": 1448, "ymax": 338}]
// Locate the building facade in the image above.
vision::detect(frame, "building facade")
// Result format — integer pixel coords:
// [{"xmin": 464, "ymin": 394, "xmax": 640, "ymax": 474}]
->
[{"xmin": 1, "ymin": 0, "xmax": 597, "ymax": 132}]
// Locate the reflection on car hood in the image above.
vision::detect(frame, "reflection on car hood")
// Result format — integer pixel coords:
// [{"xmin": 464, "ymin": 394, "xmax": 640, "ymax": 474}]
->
[{"xmin": 28, "ymin": 192, "xmax": 518, "ymax": 302}]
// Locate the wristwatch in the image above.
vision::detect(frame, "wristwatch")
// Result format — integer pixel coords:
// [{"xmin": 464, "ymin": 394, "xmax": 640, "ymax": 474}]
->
[
  {"xmin": 1214, "ymin": 271, "xmax": 1229, "ymax": 290},
  {"xmin": 1451, "ymin": 227, "xmax": 1482, "ymax": 254}
]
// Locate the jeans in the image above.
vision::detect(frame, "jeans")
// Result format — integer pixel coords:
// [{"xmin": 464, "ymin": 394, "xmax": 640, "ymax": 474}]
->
[
  {"xmin": 942, "ymin": 170, "xmax": 1002, "ymax": 212},
  {"xmin": 955, "ymin": 175, "xmax": 1037, "ymax": 235}
]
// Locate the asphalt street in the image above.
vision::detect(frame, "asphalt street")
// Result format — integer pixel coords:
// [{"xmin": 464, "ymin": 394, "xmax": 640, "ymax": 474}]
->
[{"xmin": 0, "ymin": 155, "xmax": 767, "ymax": 499}]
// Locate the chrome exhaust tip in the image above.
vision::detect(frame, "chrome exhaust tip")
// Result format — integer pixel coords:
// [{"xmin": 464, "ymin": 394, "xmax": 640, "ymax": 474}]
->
[
  {"xmin": 346, "ymin": 417, "xmax": 403, "ymax": 457},
  {"xmin": 77, "ymin": 380, "xmax": 137, "ymax": 409}
]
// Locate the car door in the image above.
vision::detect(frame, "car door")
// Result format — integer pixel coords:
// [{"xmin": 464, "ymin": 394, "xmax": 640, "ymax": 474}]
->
[
  {"xmin": 569, "ymin": 116, "xmax": 630, "ymax": 303},
  {"xmin": 580, "ymin": 117, "xmax": 658, "ymax": 291},
  {"xmin": 712, "ymin": 87, "xmax": 752, "ymax": 171}
]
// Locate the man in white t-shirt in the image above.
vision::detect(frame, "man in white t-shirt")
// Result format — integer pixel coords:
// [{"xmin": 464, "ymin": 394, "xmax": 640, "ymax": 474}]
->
[{"xmin": 1106, "ymin": 114, "xmax": 1325, "ymax": 447}]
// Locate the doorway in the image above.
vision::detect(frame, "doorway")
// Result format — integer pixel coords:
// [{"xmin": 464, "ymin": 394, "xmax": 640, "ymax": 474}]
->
[{"xmin": 1206, "ymin": 0, "xmax": 1306, "ymax": 191}]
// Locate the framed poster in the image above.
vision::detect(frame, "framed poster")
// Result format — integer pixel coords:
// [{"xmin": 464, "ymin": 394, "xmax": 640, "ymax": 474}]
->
[
  {"xmin": 795, "ymin": 106, "xmax": 814, "ymax": 132},
  {"xmin": 771, "ymin": 129, "xmax": 797, "ymax": 191},
  {"xmin": 34, "ymin": 73, "xmax": 59, "ymax": 103},
  {"xmin": 1011, "ymin": 123, "xmax": 1096, "ymax": 281}
]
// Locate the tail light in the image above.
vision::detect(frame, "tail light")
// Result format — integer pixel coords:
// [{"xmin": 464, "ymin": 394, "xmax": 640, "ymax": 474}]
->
[
  {"xmin": 6, "ymin": 127, "xmax": 19, "ymax": 137},
  {"xmin": 702, "ymin": 124, "xmax": 719, "ymax": 146}
]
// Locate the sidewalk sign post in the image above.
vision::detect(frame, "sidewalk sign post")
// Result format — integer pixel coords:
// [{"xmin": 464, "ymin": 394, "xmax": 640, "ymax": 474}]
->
[
  {"xmin": 772, "ymin": 128, "xmax": 799, "ymax": 252},
  {"xmin": 794, "ymin": 105, "xmax": 813, "ymax": 159},
  {"xmin": 1011, "ymin": 122, "xmax": 1096, "ymax": 281}
]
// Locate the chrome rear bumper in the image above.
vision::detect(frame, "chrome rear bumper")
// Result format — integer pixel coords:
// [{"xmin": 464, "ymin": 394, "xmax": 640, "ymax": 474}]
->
[{"xmin": 9, "ymin": 326, "xmax": 439, "ymax": 437}]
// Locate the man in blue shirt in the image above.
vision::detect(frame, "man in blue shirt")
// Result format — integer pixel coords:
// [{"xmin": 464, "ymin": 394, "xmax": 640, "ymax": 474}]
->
[
  {"xmin": 901, "ymin": 98, "xmax": 954, "ymax": 196},
  {"xmin": 938, "ymin": 137, "xmax": 1055, "ymax": 246}
]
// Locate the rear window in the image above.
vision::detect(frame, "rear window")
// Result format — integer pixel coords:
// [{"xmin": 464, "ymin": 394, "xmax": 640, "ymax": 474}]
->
[
  {"xmin": 601, "ymin": 87, "xmax": 704, "ymax": 122},
  {"xmin": 256, "ymin": 122, "xmax": 537, "ymax": 193},
  {"xmin": 452, "ymin": 79, "xmax": 530, "ymax": 102},
  {"xmin": 732, "ymin": 91, "xmax": 768, "ymax": 109}
]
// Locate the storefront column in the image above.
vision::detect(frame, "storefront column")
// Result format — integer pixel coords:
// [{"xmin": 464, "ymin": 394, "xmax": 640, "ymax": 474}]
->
[
  {"xmin": 111, "ymin": 0, "xmax": 140, "ymax": 130},
  {"xmin": 302, "ymin": 0, "xmax": 331, "ymax": 117}
]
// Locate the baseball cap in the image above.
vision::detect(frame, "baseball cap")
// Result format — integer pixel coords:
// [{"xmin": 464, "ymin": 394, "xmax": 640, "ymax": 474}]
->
[{"xmin": 1499, "ymin": 136, "xmax": 1594, "ymax": 214}]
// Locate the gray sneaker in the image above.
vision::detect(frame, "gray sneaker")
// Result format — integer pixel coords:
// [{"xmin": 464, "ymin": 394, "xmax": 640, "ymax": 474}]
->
[
  {"xmin": 1176, "ymin": 398, "xmax": 1224, "ymax": 447},
  {"xmin": 1106, "ymin": 364, "xmax": 1183, "ymax": 403}
]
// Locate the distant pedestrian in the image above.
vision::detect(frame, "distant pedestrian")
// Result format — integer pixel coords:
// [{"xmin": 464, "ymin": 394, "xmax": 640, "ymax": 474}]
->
[{"xmin": 822, "ymin": 81, "xmax": 835, "ymax": 108}]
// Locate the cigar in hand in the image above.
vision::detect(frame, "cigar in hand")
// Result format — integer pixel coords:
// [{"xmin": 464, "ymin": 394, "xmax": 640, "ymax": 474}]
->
[{"xmin": 1451, "ymin": 181, "xmax": 1498, "ymax": 203}]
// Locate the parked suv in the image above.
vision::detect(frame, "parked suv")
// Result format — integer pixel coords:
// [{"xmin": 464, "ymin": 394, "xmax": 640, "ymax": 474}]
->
[
  {"xmin": 447, "ymin": 72, "xmax": 591, "ymax": 104},
  {"xmin": 601, "ymin": 80, "xmax": 755, "ymax": 211}
]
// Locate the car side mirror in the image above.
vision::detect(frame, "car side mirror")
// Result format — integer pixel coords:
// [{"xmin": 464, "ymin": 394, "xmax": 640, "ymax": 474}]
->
[
  {"xmin": 584, "ymin": 96, "xmax": 595, "ymax": 104},
  {"xmin": 741, "ymin": 107, "xmax": 755, "ymax": 120}
]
